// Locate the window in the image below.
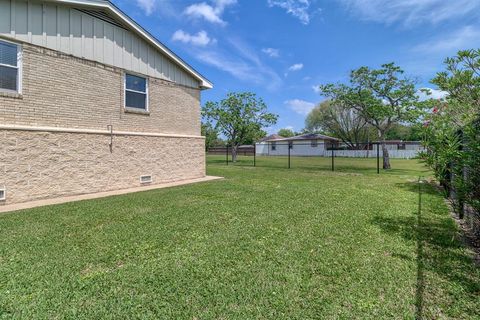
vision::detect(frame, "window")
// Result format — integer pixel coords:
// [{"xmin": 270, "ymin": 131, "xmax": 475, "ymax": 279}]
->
[
  {"xmin": 271, "ymin": 141, "xmax": 276, "ymax": 151},
  {"xmin": 0, "ymin": 40, "xmax": 21, "ymax": 93},
  {"xmin": 397, "ymin": 143, "xmax": 406, "ymax": 150},
  {"xmin": 311, "ymin": 140, "xmax": 318, "ymax": 147},
  {"xmin": 125, "ymin": 73, "xmax": 148, "ymax": 110}
]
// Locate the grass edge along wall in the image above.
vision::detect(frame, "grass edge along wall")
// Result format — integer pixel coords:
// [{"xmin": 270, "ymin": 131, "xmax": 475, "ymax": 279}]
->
[{"xmin": 0, "ymin": 0, "xmax": 211, "ymax": 205}]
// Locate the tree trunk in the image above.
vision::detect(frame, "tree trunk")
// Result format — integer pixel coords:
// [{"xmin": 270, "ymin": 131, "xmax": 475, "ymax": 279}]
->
[
  {"xmin": 378, "ymin": 130, "xmax": 391, "ymax": 169},
  {"xmin": 231, "ymin": 145, "xmax": 238, "ymax": 162},
  {"xmin": 381, "ymin": 140, "xmax": 391, "ymax": 169}
]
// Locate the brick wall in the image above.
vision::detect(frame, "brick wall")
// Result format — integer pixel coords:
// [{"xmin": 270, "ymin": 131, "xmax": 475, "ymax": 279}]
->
[
  {"xmin": 0, "ymin": 43, "xmax": 202, "ymax": 136},
  {"xmin": 0, "ymin": 42, "xmax": 207, "ymax": 205}
]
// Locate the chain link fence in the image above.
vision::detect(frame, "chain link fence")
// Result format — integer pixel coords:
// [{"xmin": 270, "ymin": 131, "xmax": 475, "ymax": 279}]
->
[
  {"xmin": 446, "ymin": 119, "xmax": 480, "ymax": 237},
  {"xmin": 208, "ymin": 142, "xmax": 397, "ymax": 173}
]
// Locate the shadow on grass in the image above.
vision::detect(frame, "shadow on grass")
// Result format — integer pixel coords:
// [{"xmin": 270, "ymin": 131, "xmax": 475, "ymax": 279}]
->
[
  {"xmin": 372, "ymin": 181, "xmax": 480, "ymax": 319},
  {"xmin": 395, "ymin": 181, "xmax": 441, "ymax": 197}
]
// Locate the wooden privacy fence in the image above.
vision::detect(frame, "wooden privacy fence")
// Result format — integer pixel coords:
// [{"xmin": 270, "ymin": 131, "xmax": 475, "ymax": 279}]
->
[{"xmin": 207, "ymin": 146, "xmax": 255, "ymax": 156}]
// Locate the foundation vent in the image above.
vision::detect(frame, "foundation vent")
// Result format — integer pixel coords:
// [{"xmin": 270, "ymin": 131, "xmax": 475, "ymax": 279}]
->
[
  {"xmin": 0, "ymin": 188, "xmax": 5, "ymax": 201},
  {"xmin": 140, "ymin": 175, "xmax": 153, "ymax": 184}
]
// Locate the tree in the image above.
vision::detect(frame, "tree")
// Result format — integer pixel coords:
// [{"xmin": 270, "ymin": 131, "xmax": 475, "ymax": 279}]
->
[
  {"xmin": 277, "ymin": 128, "xmax": 295, "ymax": 137},
  {"xmin": 305, "ymin": 100, "xmax": 374, "ymax": 149},
  {"xmin": 384, "ymin": 123, "xmax": 424, "ymax": 141},
  {"xmin": 201, "ymin": 122, "xmax": 220, "ymax": 151},
  {"xmin": 431, "ymin": 49, "xmax": 480, "ymax": 126},
  {"xmin": 202, "ymin": 92, "xmax": 278, "ymax": 162},
  {"xmin": 319, "ymin": 63, "xmax": 426, "ymax": 169},
  {"xmin": 424, "ymin": 49, "xmax": 480, "ymax": 215}
]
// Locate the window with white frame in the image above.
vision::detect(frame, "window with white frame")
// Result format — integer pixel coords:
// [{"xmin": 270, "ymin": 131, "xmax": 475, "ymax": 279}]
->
[
  {"xmin": 125, "ymin": 73, "xmax": 148, "ymax": 110},
  {"xmin": 311, "ymin": 140, "xmax": 318, "ymax": 147},
  {"xmin": 0, "ymin": 40, "xmax": 21, "ymax": 93}
]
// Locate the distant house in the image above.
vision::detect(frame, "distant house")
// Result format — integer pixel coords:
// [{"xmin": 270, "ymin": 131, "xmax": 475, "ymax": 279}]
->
[
  {"xmin": 258, "ymin": 134, "xmax": 284, "ymax": 142},
  {"xmin": 0, "ymin": 0, "xmax": 212, "ymax": 205},
  {"xmin": 256, "ymin": 133, "xmax": 340, "ymax": 156}
]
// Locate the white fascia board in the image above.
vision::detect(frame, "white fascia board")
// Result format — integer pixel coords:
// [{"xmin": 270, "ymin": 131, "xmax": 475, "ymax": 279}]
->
[{"xmin": 48, "ymin": 0, "xmax": 213, "ymax": 89}]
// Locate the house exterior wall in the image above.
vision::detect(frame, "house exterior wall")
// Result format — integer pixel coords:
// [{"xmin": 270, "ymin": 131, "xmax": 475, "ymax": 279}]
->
[
  {"xmin": 256, "ymin": 140, "xmax": 326, "ymax": 156},
  {"xmin": 0, "ymin": 130, "xmax": 205, "ymax": 204},
  {"xmin": 0, "ymin": 0, "xmax": 201, "ymax": 88},
  {"xmin": 0, "ymin": 41, "xmax": 205, "ymax": 205},
  {"xmin": 0, "ymin": 42, "xmax": 201, "ymax": 135}
]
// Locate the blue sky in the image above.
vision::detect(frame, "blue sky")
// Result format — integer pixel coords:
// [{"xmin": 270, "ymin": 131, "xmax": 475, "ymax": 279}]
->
[{"xmin": 112, "ymin": 0, "xmax": 480, "ymax": 133}]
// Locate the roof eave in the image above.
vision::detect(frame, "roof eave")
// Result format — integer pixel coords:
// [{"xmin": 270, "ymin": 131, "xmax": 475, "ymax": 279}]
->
[{"xmin": 49, "ymin": 0, "xmax": 213, "ymax": 89}]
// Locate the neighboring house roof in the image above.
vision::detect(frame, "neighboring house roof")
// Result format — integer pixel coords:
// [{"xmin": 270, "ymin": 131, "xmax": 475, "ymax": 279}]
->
[
  {"xmin": 50, "ymin": 0, "xmax": 212, "ymax": 89},
  {"xmin": 258, "ymin": 134, "xmax": 284, "ymax": 142},
  {"xmin": 281, "ymin": 133, "xmax": 340, "ymax": 142}
]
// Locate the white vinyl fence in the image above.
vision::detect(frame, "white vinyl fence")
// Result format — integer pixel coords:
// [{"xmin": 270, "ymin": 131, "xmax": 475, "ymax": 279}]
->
[{"xmin": 256, "ymin": 143, "xmax": 424, "ymax": 159}]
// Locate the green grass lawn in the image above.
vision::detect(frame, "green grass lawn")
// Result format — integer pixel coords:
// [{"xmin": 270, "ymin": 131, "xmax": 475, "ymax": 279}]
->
[{"xmin": 0, "ymin": 156, "xmax": 479, "ymax": 319}]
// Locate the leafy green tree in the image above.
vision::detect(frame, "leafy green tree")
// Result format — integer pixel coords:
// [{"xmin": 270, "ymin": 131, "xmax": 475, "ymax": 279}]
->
[
  {"xmin": 202, "ymin": 92, "xmax": 278, "ymax": 162},
  {"xmin": 384, "ymin": 123, "xmax": 424, "ymax": 141},
  {"xmin": 319, "ymin": 63, "xmax": 426, "ymax": 169},
  {"xmin": 431, "ymin": 49, "xmax": 480, "ymax": 125},
  {"xmin": 305, "ymin": 100, "xmax": 375, "ymax": 149},
  {"xmin": 201, "ymin": 122, "xmax": 221, "ymax": 151},
  {"xmin": 424, "ymin": 49, "xmax": 480, "ymax": 215},
  {"xmin": 277, "ymin": 128, "xmax": 295, "ymax": 137}
]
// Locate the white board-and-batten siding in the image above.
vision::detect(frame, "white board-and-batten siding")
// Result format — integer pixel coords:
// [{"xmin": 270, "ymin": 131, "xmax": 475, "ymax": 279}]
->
[{"xmin": 0, "ymin": 0, "xmax": 201, "ymax": 88}]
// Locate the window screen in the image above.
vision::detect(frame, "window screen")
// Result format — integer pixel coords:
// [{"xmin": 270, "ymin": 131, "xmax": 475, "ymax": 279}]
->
[
  {"xmin": 0, "ymin": 40, "xmax": 19, "ymax": 92},
  {"xmin": 125, "ymin": 74, "xmax": 147, "ymax": 109}
]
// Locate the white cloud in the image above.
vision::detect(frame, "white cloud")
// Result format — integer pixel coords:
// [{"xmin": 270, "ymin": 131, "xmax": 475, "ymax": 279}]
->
[
  {"xmin": 288, "ymin": 63, "xmax": 304, "ymax": 71},
  {"xmin": 312, "ymin": 85, "xmax": 321, "ymax": 93},
  {"xmin": 184, "ymin": 0, "xmax": 237, "ymax": 25},
  {"xmin": 285, "ymin": 63, "xmax": 304, "ymax": 76},
  {"xmin": 262, "ymin": 48, "xmax": 280, "ymax": 58},
  {"xmin": 339, "ymin": 0, "xmax": 480, "ymax": 27},
  {"xmin": 412, "ymin": 26, "xmax": 480, "ymax": 55},
  {"xmin": 136, "ymin": 0, "xmax": 156, "ymax": 15},
  {"xmin": 172, "ymin": 30, "xmax": 215, "ymax": 47},
  {"xmin": 285, "ymin": 99, "xmax": 315, "ymax": 115},
  {"xmin": 417, "ymin": 88, "xmax": 448, "ymax": 101},
  {"xmin": 267, "ymin": 0, "xmax": 318, "ymax": 25},
  {"xmin": 195, "ymin": 39, "xmax": 282, "ymax": 90}
]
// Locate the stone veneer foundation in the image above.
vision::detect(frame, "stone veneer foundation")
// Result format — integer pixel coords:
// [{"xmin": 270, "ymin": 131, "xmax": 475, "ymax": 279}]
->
[{"xmin": 0, "ymin": 129, "xmax": 205, "ymax": 205}]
